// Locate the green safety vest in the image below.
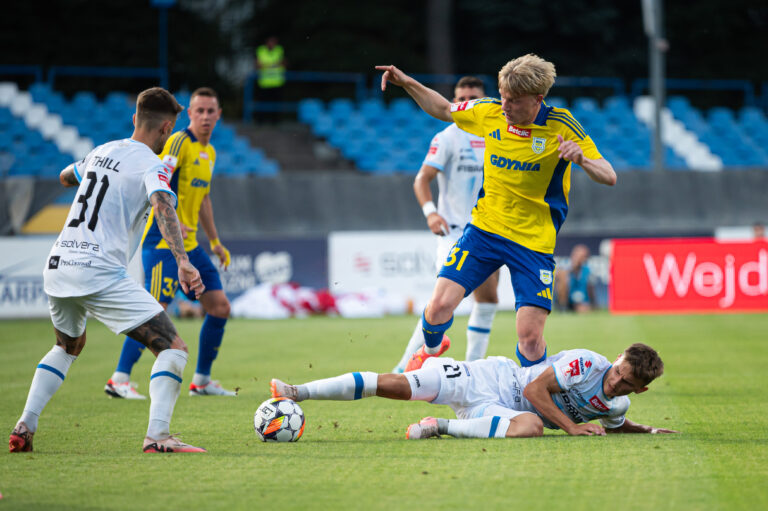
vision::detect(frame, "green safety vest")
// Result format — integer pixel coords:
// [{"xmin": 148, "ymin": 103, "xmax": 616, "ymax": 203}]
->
[{"xmin": 256, "ymin": 45, "xmax": 285, "ymax": 88}]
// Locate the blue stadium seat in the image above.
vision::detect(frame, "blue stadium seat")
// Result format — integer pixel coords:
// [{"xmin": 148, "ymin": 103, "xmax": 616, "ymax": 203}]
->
[
  {"xmin": 545, "ymin": 96, "xmax": 567, "ymax": 108},
  {"xmin": 298, "ymin": 98, "xmax": 324, "ymax": 124}
]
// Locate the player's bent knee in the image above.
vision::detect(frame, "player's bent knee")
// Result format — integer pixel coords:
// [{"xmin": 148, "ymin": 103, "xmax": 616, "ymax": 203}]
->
[{"xmin": 506, "ymin": 413, "xmax": 544, "ymax": 438}]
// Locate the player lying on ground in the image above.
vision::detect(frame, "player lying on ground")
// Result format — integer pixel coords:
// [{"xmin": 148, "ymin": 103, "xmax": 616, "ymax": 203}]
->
[{"xmin": 272, "ymin": 343, "xmax": 678, "ymax": 439}]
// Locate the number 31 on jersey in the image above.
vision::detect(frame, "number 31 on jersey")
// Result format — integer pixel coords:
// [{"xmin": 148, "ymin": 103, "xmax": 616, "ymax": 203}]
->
[{"xmin": 444, "ymin": 246, "xmax": 469, "ymax": 271}]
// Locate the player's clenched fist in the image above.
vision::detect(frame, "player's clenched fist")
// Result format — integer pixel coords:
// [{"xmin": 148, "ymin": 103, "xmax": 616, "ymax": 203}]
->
[
  {"xmin": 178, "ymin": 261, "xmax": 205, "ymax": 299},
  {"xmin": 557, "ymin": 134, "xmax": 585, "ymax": 166}
]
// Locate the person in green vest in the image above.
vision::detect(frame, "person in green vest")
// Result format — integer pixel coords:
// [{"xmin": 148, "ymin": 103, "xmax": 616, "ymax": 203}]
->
[{"xmin": 255, "ymin": 36, "xmax": 286, "ymax": 123}]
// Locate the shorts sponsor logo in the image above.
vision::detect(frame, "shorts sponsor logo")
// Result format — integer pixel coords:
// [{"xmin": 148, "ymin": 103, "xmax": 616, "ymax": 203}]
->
[
  {"xmin": 412, "ymin": 374, "xmax": 421, "ymax": 388},
  {"xmin": 60, "ymin": 259, "xmax": 92, "ymax": 268},
  {"xmin": 489, "ymin": 154, "xmax": 540, "ymax": 171},
  {"xmin": 532, "ymin": 136, "xmax": 546, "ymax": 154},
  {"xmin": 539, "ymin": 269, "xmax": 553, "ymax": 285},
  {"xmin": 48, "ymin": 256, "xmax": 60, "ymax": 269},
  {"xmin": 590, "ymin": 395, "xmax": 609, "ymax": 412},
  {"xmin": 507, "ymin": 125, "xmax": 531, "ymax": 138}
]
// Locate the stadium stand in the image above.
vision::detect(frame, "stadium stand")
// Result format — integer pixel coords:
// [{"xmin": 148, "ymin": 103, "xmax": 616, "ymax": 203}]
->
[
  {"xmin": 298, "ymin": 93, "xmax": 768, "ymax": 173},
  {"xmin": 0, "ymin": 82, "xmax": 279, "ymax": 179}
]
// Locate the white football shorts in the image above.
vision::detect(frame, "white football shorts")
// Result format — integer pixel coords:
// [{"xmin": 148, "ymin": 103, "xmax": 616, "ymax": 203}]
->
[
  {"xmin": 425, "ymin": 356, "xmax": 528, "ymax": 420},
  {"xmin": 48, "ymin": 275, "xmax": 164, "ymax": 337}
]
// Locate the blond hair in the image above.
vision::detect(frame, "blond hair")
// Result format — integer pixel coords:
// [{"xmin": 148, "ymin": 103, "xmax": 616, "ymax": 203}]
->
[
  {"xmin": 498, "ymin": 54, "xmax": 556, "ymax": 97},
  {"xmin": 622, "ymin": 343, "xmax": 664, "ymax": 386}
]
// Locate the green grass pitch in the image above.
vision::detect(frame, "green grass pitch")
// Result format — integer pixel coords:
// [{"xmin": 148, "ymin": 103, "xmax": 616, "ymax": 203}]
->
[{"xmin": 1, "ymin": 312, "xmax": 768, "ymax": 510}]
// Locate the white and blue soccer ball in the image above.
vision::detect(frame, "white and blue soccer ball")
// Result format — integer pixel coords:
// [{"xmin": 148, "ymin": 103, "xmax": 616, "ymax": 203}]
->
[{"xmin": 254, "ymin": 397, "xmax": 305, "ymax": 442}]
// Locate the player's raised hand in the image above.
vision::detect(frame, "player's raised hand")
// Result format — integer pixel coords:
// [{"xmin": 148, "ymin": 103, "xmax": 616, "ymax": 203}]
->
[
  {"xmin": 569, "ymin": 422, "xmax": 606, "ymax": 436},
  {"xmin": 375, "ymin": 65, "xmax": 408, "ymax": 91},
  {"xmin": 557, "ymin": 134, "xmax": 584, "ymax": 165},
  {"xmin": 427, "ymin": 213, "xmax": 450, "ymax": 236},
  {"xmin": 178, "ymin": 260, "xmax": 205, "ymax": 299}
]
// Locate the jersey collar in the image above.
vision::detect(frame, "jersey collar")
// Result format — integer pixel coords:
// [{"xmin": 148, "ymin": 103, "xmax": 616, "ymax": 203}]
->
[
  {"xmin": 532, "ymin": 103, "xmax": 552, "ymax": 126},
  {"xmin": 184, "ymin": 127, "xmax": 198, "ymax": 143}
]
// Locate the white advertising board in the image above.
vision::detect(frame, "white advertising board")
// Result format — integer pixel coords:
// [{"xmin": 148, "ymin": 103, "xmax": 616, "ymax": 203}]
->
[
  {"xmin": 0, "ymin": 236, "xmax": 57, "ymax": 318},
  {"xmin": 328, "ymin": 231, "xmax": 515, "ymax": 312}
]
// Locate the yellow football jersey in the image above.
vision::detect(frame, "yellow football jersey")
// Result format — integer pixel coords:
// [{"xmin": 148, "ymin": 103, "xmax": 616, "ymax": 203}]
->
[
  {"xmin": 142, "ymin": 128, "xmax": 216, "ymax": 252},
  {"xmin": 450, "ymin": 98, "xmax": 602, "ymax": 254}
]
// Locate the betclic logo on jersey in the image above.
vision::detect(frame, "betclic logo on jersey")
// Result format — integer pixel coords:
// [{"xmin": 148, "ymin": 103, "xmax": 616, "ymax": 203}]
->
[{"xmin": 507, "ymin": 125, "xmax": 531, "ymax": 138}]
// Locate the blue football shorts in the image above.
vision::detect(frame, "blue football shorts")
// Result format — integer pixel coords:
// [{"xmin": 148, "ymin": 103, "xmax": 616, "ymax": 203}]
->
[
  {"xmin": 142, "ymin": 245, "xmax": 223, "ymax": 303},
  {"xmin": 437, "ymin": 224, "xmax": 556, "ymax": 311}
]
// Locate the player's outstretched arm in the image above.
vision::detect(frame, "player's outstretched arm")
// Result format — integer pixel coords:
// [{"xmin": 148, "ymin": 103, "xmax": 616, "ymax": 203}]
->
[
  {"xmin": 150, "ymin": 190, "xmax": 205, "ymax": 298},
  {"xmin": 523, "ymin": 367, "xmax": 606, "ymax": 436},
  {"xmin": 199, "ymin": 195, "xmax": 230, "ymax": 269},
  {"xmin": 375, "ymin": 65, "xmax": 452, "ymax": 122},
  {"xmin": 59, "ymin": 164, "xmax": 79, "ymax": 187},
  {"xmin": 606, "ymin": 418, "xmax": 679, "ymax": 434}
]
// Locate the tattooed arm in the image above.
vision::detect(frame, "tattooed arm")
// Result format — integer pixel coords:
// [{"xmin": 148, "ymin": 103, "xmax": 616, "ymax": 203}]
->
[
  {"xmin": 59, "ymin": 164, "xmax": 79, "ymax": 187},
  {"xmin": 150, "ymin": 191, "xmax": 205, "ymax": 298}
]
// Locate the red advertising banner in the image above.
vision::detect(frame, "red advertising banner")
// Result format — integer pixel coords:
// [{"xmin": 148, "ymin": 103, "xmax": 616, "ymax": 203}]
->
[{"xmin": 610, "ymin": 238, "xmax": 768, "ymax": 314}]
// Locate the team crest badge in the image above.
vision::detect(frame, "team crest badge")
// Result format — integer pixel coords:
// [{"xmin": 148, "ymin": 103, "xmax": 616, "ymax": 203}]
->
[
  {"xmin": 539, "ymin": 269, "xmax": 553, "ymax": 285},
  {"xmin": 532, "ymin": 137, "xmax": 546, "ymax": 154}
]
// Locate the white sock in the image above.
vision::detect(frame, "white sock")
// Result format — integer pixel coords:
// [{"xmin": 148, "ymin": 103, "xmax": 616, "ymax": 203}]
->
[
  {"xmin": 404, "ymin": 366, "xmax": 441, "ymax": 401},
  {"xmin": 147, "ymin": 349, "xmax": 188, "ymax": 440},
  {"xmin": 300, "ymin": 372, "xmax": 378, "ymax": 400},
  {"xmin": 111, "ymin": 371, "xmax": 130, "ymax": 384},
  {"xmin": 394, "ymin": 320, "xmax": 425, "ymax": 371},
  {"xmin": 466, "ymin": 302, "xmax": 497, "ymax": 361},
  {"xmin": 19, "ymin": 346, "xmax": 77, "ymax": 433},
  {"xmin": 192, "ymin": 373, "xmax": 211, "ymax": 386},
  {"xmin": 444, "ymin": 416, "xmax": 510, "ymax": 439}
]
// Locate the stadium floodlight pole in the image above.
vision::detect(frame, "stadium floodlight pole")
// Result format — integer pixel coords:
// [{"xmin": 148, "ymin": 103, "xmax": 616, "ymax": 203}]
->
[{"xmin": 642, "ymin": 0, "xmax": 667, "ymax": 173}]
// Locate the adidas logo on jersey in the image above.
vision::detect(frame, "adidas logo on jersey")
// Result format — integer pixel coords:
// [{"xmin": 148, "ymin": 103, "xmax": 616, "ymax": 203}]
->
[
  {"xmin": 489, "ymin": 129, "xmax": 501, "ymax": 140},
  {"xmin": 537, "ymin": 288, "xmax": 553, "ymax": 300}
]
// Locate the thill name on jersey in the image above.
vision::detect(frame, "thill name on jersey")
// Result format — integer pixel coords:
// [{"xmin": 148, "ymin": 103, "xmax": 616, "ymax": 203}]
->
[{"xmin": 450, "ymin": 98, "xmax": 603, "ymax": 254}]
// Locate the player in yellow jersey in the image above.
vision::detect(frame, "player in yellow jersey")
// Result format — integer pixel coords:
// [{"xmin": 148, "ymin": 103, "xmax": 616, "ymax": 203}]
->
[
  {"xmin": 105, "ymin": 87, "xmax": 236, "ymax": 398},
  {"xmin": 375, "ymin": 54, "xmax": 616, "ymax": 369}
]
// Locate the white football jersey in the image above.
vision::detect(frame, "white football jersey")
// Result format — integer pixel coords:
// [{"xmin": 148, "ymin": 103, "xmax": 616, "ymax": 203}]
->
[
  {"xmin": 423, "ymin": 123, "xmax": 485, "ymax": 230},
  {"xmin": 504, "ymin": 349, "xmax": 629, "ymax": 429},
  {"xmin": 44, "ymin": 139, "xmax": 176, "ymax": 297}
]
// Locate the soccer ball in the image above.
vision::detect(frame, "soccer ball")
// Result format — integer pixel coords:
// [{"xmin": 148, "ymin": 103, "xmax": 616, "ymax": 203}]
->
[{"xmin": 254, "ymin": 397, "xmax": 305, "ymax": 442}]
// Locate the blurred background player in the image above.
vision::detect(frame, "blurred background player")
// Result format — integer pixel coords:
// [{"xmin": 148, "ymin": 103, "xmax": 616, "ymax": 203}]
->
[
  {"xmin": 376, "ymin": 54, "xmax": 616, "ymax": 370},
  {"xmin": 105, "ymin": 87, "xmax": 235, "ymax": 399},
  {"xmin": 272, "ymin": 343, "xmax": 677, "ymax": 439},
  {"xmin": 554, "ymin": 243, "xmax": 596, "ymax": 313},
  {"xmin": 393, "ymin": 76, "xmax": 500, "ymax": 372},
  {"xmin": 254, "ymin": 36, "xmax": 286, "ymax": 124},
  {"xmin": 10, "ymin": 87, "xmax": 207, "ymax": 454}
]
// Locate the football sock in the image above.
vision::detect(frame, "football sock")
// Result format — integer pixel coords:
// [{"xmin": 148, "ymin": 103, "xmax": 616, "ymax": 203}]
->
[
  {"xmin": 394, "ymin": 319, "xmax": 426, "ymax": 372},
  {"xmin": 439, "ymin": 416, "xmax": 510, "ymax": 439},
  {"xmin": 110, "ymin": 371, "xmax": 130, "ymax": 384},
  {"xmin": 421, "ymin": 310, "xmax": 453, "ymax": 354},
  {"xmin": 147, "ymin": 349, "xmax": 187, "ymax": 440},
  {"xmin": 466, "ymin": 302, "xmax": 497, "ymax": 361},
  {"xmin": 300, "ymin": 372, "xmax": 378, "ymax": 400},
  {"xmin": 195, "ymin": 314, "xmax": 227, "ymax": 376},
  {"xmin": 516, "ymin": 344, "xmax": 547, "ymax": 367},
  {"xmin": 115, "ymin": 336, "xmax": 145, "ymax": 375},
  {"xmin": 192, "ymin": 373, "xmax": 210, "ymax": 387},
  {"xmin": 19, "ymin": 346, "xmax": 77, "ymax": 433},
  {"xmin": 404, "ymin": 367, "xmax": 441, "ymax": 401}
]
